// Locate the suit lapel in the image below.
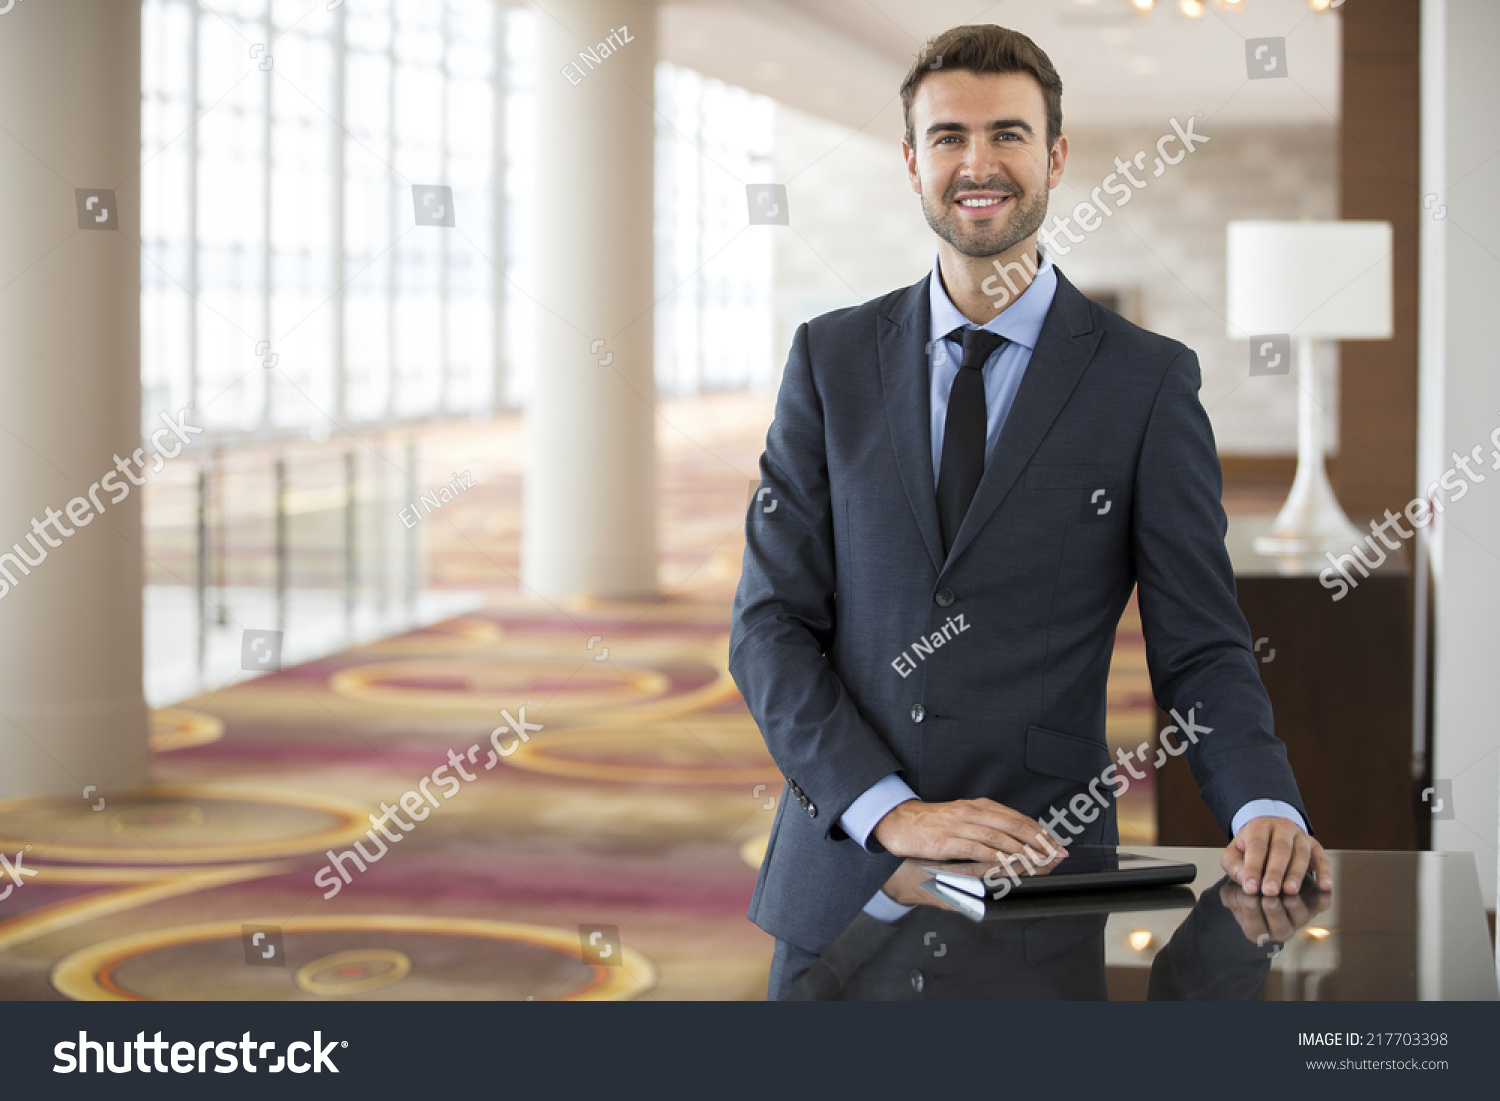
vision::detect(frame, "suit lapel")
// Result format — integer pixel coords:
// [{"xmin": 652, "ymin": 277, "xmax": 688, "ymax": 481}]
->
[
  {"xmin": 942, "ymin": 271, "xmax": 1104, "ymax": 569},
  {"xmin": 878, "ymin": 276, "xmax": 946, "ymax": 574}
]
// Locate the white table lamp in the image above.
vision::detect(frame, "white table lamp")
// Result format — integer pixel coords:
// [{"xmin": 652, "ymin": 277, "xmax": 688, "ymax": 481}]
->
[{"xmin": 1226, "ymin": 220, "xmax": 1394, "ymax": 555}]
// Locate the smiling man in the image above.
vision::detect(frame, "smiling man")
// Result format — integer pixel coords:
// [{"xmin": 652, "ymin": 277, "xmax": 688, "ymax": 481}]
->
[{"xmin": 728, "ymin": 24, "xmax": 1331, "ymax": 1000}]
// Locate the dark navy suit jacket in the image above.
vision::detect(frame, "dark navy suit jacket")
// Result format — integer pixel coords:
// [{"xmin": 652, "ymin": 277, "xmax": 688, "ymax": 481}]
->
[{"xmin": 729, "ymin": 269, "xmax": 1308, "ymax": 954}]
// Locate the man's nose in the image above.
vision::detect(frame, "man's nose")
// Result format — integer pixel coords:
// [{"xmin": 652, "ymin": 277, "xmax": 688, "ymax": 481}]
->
[{"xmin": 959, "ymin": 140, "xmax": 1005, "ymax": 188}]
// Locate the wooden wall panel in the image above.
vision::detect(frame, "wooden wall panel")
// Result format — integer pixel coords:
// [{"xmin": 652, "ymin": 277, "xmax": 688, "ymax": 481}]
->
[{"xmin": 1334, "ymin": 0, "xmax": 1421, "ymax": 519}]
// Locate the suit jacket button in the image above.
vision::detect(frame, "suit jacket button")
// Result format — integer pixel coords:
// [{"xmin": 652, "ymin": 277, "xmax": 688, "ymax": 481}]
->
[
  {"xmin": 910, "ymin": 969, "xmax": 925, "ymax": 993},
  {"xmin": 911, "ymin": 704, "xmax": 925, "ymax": 723},
  {"xmin": 935, "ymin": 588, "xmax": 954, "ymax": 607},
  {"xmin": 806, "ymin": 803, "xmax": 817, "ymax": 818}
]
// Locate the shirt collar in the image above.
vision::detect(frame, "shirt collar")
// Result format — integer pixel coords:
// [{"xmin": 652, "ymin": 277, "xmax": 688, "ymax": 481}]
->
[{"xmin": 928, "ymin": 241, "xmax": 1057, "ymax": 352}]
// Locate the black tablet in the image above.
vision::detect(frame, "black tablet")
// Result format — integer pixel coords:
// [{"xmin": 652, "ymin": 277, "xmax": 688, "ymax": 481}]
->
[
  {"xmin": 920, "ymin": 877, "xmax": 1199, "ymax": 922},
  {"xmin": 920, "ymin": 845, "xmax": 1199, "ymax": 900}
]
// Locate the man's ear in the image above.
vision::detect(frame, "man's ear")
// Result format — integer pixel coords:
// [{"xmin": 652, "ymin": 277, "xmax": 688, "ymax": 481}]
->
[
  {"xmin": 1048, "ymin": 133, "xmax": 1069, "ymax": 190},
  {"xmin": 902, "ymin": 139, "xmax": 922, "ymax": 196}
]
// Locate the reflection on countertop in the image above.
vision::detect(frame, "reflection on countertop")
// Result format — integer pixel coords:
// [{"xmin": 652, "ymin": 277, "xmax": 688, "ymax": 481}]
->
[{"xmin": 785, "ymin": 848, "xmax": 1497, "ymax": 1001}]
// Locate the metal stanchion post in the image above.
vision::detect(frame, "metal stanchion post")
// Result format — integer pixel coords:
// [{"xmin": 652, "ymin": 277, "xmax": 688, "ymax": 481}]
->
[
  {"xmin": 275, "ymin": 454, "xmax": 288, "ymax": 633},
  {"xmin": 376, "ymin": 435, "xmax": 389, "ymax": 618},
  {"xmin": 195, "ymin": 462, "xmax": 208, "ymax": 674},
  {"xmin": 213, "ymin": 447, "xmax": 228, "ymax": 626},
  {"xmin": 344, "ymin": 448, "xmax": 357, "ymax": 627},
  {"xmin": 405, "ymin": 437, "xmax": 418, "ymax": 609}
]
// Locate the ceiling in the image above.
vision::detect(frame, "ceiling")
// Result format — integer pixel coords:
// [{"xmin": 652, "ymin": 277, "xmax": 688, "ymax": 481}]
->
[{"xmin": 660, "ymin": 0, "xmax": 1341, "ymax": 137}]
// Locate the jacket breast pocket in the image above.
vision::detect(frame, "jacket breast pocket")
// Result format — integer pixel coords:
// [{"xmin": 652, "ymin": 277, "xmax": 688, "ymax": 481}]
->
[
  {"xmin": 1022, "ymin": 464, "xmax": 1120, "ymax": 491},
  {"xmin": 1022, "ymin": 464, "xmax": 1125, "ymax": 525}
]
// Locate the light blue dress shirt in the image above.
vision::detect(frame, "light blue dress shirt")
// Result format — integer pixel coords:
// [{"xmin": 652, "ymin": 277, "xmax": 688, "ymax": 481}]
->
[
  {"xmin": 926, "ymin": 245, "xmax": 1057, "ymax": 488},
  {"xmin": 840, "ymin": 248, "xmax": 1305, "ymax": 892}
]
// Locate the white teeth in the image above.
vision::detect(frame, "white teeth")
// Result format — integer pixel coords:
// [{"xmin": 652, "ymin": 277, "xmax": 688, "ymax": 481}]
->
[{"xmin": 959, "ymin": 197, "xmax": 1005, "ymax": 207}]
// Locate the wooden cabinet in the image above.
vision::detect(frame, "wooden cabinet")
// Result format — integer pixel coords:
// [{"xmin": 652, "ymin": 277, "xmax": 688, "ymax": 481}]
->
[{"xmin": 1154, "ymin": 515, "xmax": 1419, "ymax": 850}]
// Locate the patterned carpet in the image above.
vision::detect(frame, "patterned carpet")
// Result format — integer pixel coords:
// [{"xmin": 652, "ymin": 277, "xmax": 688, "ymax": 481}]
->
[{"xmin": 0, "ymin": 391, "xmax": 1269, "ymax": 1001}]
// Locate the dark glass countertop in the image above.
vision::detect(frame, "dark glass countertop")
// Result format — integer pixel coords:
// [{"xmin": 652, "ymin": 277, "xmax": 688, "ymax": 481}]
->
[{"xmin": 786, "ymin": 847, "xmax": 1497, "ymax": 1001}]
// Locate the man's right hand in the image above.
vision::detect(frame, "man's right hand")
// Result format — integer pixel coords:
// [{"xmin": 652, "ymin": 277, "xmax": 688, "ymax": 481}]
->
[{"xmin": 871, "ymin": 797, "xmax": 1066, "ymax": 863}]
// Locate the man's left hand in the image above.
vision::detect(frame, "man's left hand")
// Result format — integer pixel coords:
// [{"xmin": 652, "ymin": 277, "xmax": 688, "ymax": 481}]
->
[{"xmin": 1220, "ymin": 816, "xmax": 1332, "ymax": 896}]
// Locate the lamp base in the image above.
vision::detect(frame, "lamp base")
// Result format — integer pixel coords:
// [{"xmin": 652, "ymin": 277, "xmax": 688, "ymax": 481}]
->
[
  {"xmin": 1252, "ymin": 517, "xmax": 1366, "ymax": 557},
  {"xmin": 1252, "ymin": 337, "xmax": 1365, "ymax": 558}
]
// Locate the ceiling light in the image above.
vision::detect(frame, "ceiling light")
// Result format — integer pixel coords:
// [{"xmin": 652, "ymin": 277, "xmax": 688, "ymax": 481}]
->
[{"xmin": 1127, "ymin": 929, "xmax": 1154, "ymax": 951}]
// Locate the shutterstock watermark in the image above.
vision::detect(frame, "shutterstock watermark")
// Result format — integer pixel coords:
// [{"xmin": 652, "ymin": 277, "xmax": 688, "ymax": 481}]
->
[
  {"xmin": 0, "ymin": 845, "xmax": 37, "ymax": 900},
  {"xmin": 982, "ymin": 114, "xmax": 1210, "ymax": 310},
  {"xmin": 0, "ymin": 407, "xmax": 201, "ymax": 602},
  {"xmin": 54, "ymin": 1032, "xmax": 344, "ymax": 1074},
  {"xmin": 1320, "ymin": 413, "xmax": 1500, "ymax": 601},
  {"xmin": 313, "ymin": 704, "xmax": 542, "ymax": 899},
  {"xmin": 982, "ymin": 706, "xmax": 1212, "ymax": 899}
]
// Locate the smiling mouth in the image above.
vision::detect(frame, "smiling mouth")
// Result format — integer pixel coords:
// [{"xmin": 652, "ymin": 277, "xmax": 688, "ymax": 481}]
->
[{"xmin": 955, "ymin": 195, "xmax": 1012, "ymax": 213}]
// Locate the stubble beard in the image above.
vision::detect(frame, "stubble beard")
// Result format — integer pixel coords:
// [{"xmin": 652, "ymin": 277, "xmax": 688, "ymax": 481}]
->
[{"xmin": 921, "ymin": 176, "xmax": 1049, "ymax": 260}]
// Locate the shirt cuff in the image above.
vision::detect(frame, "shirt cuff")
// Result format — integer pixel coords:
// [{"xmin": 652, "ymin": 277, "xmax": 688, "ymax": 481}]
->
[
  {"xmin": 861, "ymin": 888, "xmax": 917, "ymax": 923},
  {"xmin": 1230, "ymin": 799, "xmax": 1307, "ymax": 837},
  {"xmin": 839, "ymin": 773, "xmax": 919, "ymax": 852}
]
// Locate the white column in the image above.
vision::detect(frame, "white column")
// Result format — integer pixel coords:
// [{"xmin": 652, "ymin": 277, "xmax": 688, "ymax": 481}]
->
[
  {"xmin": 524, "ymin": 0, "xmax": 658, "ymax": 600},
  {"xmin": 1420, "ymin": 0, "xmax": 1500, "ymax": 912},
  {"xmin": 0, "ymin": 0, "xmax": 150, "ymax": 796}
]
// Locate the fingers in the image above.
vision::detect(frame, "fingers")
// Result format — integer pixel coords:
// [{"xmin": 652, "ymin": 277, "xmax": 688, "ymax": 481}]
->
[
  {"xmin": 1238, "ymin": 823, "xmax": 1270, "ymax": 894},
  {"xmin": 961, "ymin": 800, "xmax": 1060, "ymax": 852},
  {"xmin": 1220, "ymin": 843, "xmax": 1245, "ymax": 885},
  {"xmin": 950, "ymin": 829, "xmax": 1065, "ymax": 871},
  {"xmin": 882, "ymin": 798, "xmax": 1073, "ymax": 865},
  {"xmin": 975, "ymin": 827, "xmax": 1037, "ymax": 857},
  {"xmin": 1310, "ymin": 842, "xmax": 1334, "ymax": 892},
  {"xmin": 1220, "ymin": 862, "xmax": 1334, "ymax": 948},
  {"xmin": 949, "ymin": 801, "xmax": 1064, "ymax": 860},
  {"xmin": 1259, "ymin": 826, "xmax": 1296, "ymax": 896},
  {"xmin": 1230, "ymin": 820, "xmax": 1333, "ymax": 897},
  {"xmin": 948, "ymin": 838, "xmax": 1013, "ymax": 864},
  {"xmin": 955, "ymin": 826, "xmax": 1039, "ymax": 858},
  {"xmin": 1282, "ymin": 833, "xmax": 1314, "ymax": 894}
]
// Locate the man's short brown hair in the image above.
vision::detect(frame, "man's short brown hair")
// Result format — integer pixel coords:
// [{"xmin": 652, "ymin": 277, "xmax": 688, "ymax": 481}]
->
[{"xmin": 900, "ymin": 25, "xmax": 1064, "ymax": 151}]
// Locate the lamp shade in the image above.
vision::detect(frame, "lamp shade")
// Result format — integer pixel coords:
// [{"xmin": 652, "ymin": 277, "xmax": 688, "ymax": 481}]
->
[{"xmin": 1225, "ymin": 220, "xmax": 1393, "ymax": 339}]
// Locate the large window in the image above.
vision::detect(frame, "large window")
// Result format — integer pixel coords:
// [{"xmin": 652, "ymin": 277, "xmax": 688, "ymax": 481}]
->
[
  {"xmin": 141, "ymin": 0, "xmax": 502, "ymax": 436},
  {"xmin": 654, "ymin": 62, "xmax": 776, "ymax": 396},
  {"xmin": 141, "ymin": 2, "xmax": 775, "ymax": 436}
]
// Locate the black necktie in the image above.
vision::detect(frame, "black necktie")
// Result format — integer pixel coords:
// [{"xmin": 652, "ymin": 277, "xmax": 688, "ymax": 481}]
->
[{"xmin": 936, "ymin": 327, "xmax": 1005, "ymax": 556}]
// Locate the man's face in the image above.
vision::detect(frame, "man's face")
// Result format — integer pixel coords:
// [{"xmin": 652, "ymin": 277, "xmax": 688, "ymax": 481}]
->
[{"xmin": 903, "ymin": 70, "xmax": 1066, "ymax": 259}]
